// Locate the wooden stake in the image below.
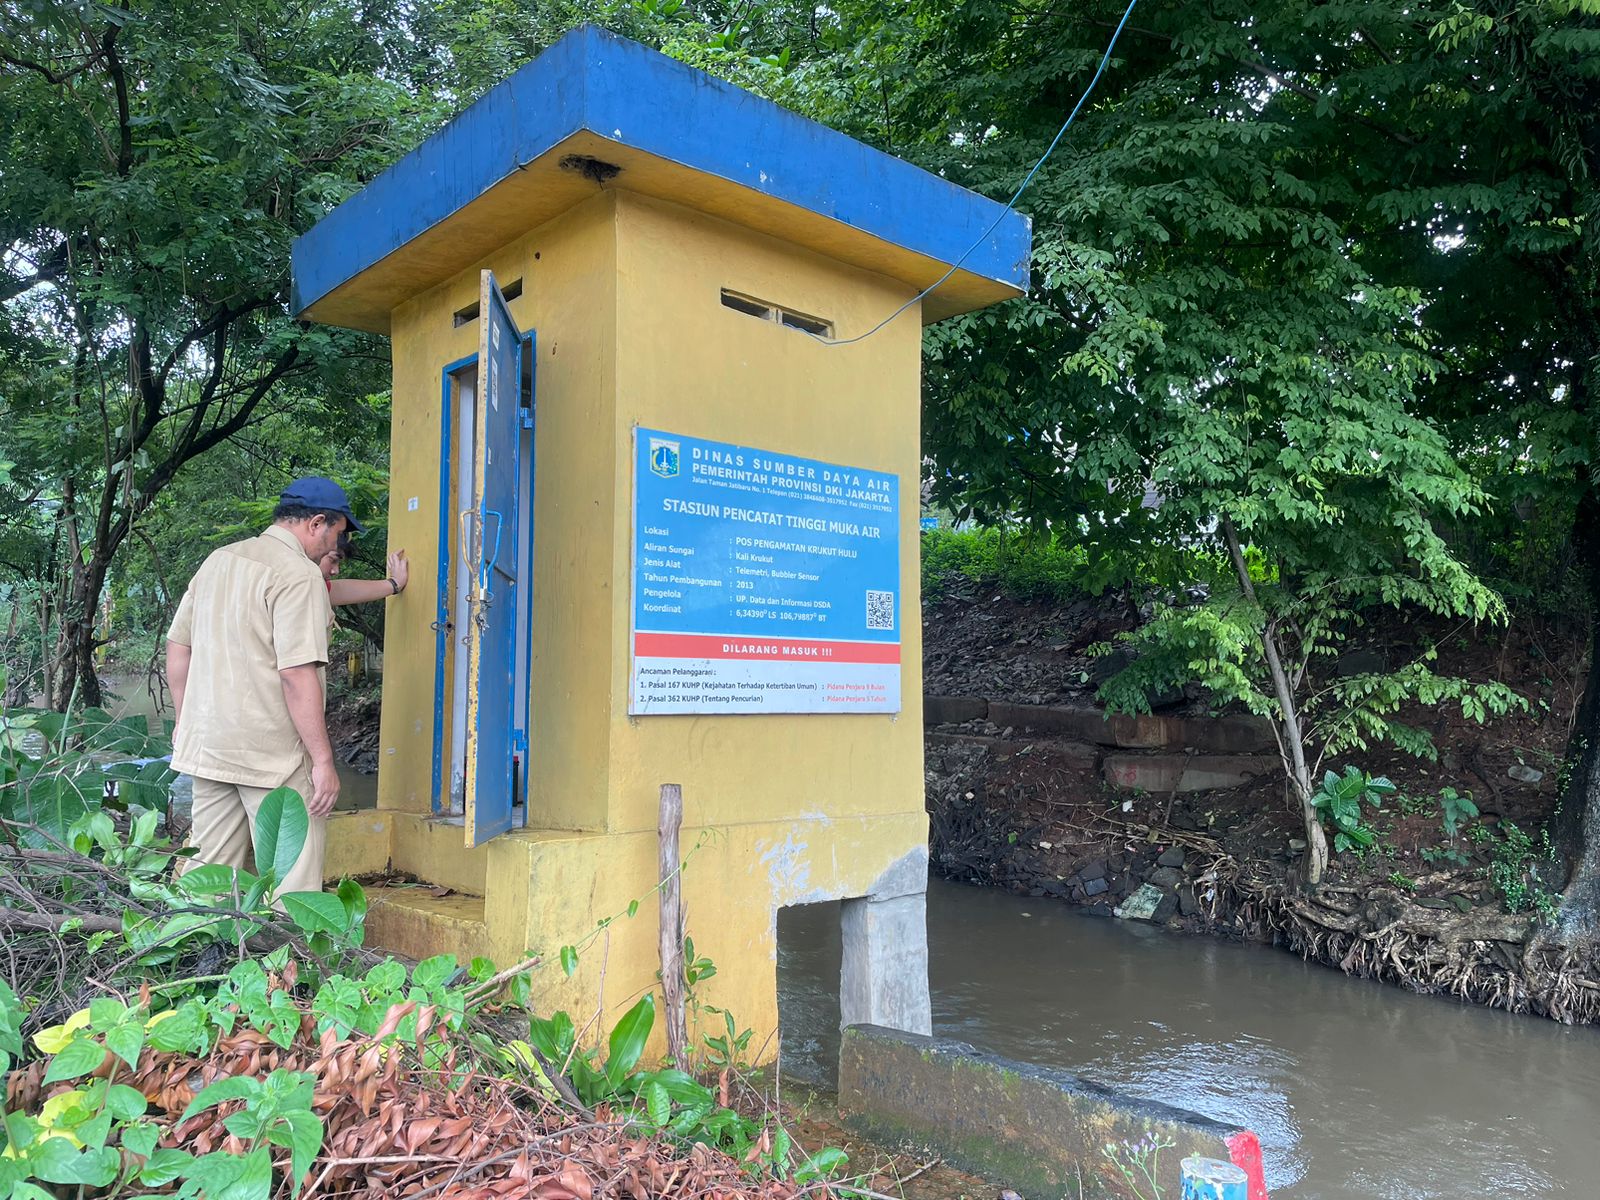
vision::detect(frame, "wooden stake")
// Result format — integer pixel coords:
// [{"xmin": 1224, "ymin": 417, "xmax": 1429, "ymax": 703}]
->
[{"xmin": 658, "ymin": 782, "xmax": 688, "ymax": 1070}]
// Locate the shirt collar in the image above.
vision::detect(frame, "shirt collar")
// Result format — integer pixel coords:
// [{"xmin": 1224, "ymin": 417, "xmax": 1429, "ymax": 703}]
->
[{"xmin": 261, "ymin": 524, "xmax": 312, "ymax": 560}]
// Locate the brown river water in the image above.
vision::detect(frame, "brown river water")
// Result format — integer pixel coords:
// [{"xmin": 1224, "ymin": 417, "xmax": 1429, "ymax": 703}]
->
[{"xmin": 778, "ymin": 878, "xmax": 1600, "ymax": 1199}]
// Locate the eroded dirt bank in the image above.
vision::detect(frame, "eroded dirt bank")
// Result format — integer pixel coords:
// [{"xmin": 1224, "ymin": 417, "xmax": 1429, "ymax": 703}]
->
[{"xmin": 921, "ymin": 581, "xmax": 1600, "ymax": 1023}]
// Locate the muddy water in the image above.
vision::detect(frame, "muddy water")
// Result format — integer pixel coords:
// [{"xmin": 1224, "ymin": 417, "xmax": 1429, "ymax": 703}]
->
[
  {"xmin": 97, "ymin": 675, "xmax": 379, "ymax": 810},
  {"xmin": 777, "ymin": 878, "xmax": 1600, "ymax": 1198}
]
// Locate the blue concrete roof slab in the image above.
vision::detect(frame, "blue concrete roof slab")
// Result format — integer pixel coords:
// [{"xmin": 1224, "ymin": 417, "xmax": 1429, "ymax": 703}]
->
[{"xmin": 292, "ymin": 26, "xmax": 1031, "ymax": 333}]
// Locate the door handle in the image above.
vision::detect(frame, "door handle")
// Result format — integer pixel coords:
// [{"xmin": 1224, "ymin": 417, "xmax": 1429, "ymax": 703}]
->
[
  {"xmin": 482, "ymin": 509, "xmax": 504, "ymax": 577},
  {"xmin": 458, "ymin": 509, "xmax": 481, "ymax": 572}
]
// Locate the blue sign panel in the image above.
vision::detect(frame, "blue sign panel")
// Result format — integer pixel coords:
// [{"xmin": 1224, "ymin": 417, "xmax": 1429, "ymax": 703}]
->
[{"xmin": 631, "ymin": 428, "xmax": 901, "ymax": 714}]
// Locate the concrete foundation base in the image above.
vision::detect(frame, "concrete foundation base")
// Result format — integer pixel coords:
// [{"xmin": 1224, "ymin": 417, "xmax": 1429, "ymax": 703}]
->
[{"xmin": 326, "ymin": 809, "xmax": 932, "ymax": 1063}]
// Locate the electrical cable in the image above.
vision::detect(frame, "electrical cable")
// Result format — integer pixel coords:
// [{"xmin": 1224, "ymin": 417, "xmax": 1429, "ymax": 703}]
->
[{"xmin": 813, "ymin": 0, "xmax": 1141, "ymax": 347}]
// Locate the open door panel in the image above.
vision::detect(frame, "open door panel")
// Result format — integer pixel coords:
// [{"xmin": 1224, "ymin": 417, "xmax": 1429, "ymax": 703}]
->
[{"xmin": 462, "ymin": 269, "xmax": 523, "ymax": 847}]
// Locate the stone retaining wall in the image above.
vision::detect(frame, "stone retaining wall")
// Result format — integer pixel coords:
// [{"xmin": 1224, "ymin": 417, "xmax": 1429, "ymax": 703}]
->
[{"xmin": 924, "ymin": 695, "xmax": 1278, "ymax": 793}]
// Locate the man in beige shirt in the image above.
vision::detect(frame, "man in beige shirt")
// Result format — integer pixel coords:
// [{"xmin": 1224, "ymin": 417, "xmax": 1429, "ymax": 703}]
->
[{"xmin": 165, "ymin": 477, "xmax": 362, "ymax": 894}]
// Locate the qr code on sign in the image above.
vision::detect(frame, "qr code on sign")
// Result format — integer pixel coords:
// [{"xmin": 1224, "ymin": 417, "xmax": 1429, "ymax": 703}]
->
[{"xmin": 865, "ymin": 590, "xmax": 896, "ymax": 631}]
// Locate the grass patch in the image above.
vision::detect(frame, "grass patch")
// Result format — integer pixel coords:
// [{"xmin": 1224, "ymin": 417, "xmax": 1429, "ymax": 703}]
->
[
  {"xmin": 920, "ymin": 528, "xmax": 1238, "ymax": 605},
  {"xmin": 921, "ymin": 528, "xmax": 1095, "ymax": 604}
]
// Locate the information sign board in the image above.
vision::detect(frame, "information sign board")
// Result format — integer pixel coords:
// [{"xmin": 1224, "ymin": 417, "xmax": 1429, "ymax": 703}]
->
[{"xmin": 630, "ymin": 428, "xmax": 901, "ymax": 714}]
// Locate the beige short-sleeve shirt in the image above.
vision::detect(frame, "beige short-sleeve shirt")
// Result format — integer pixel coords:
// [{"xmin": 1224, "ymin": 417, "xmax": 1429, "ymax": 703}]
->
[{"xmin": 168, "ymin": 524, "xmax": 333, "ymax": 787}]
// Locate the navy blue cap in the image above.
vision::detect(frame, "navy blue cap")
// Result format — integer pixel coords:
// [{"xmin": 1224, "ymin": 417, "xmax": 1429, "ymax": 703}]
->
[{"xmin": 279, "ymin": 476, "xmax": 363, "ymax": 534}]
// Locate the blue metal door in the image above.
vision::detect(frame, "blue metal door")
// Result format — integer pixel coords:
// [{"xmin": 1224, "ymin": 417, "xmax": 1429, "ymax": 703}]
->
[{"xmin": 463, "ymin": 270, "xmax": 523, "ymax": 847}]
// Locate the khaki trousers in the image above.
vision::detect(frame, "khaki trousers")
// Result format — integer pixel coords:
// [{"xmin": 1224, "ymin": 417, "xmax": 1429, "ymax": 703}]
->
[{"xmin": 182, "ymin": 765, "xmax": 326, "ymax": 896}]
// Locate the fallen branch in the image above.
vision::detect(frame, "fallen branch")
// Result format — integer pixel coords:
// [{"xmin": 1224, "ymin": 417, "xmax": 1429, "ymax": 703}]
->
[{"xmin": 0, "ymin": 911, "xmax": 121, "ymax": 933}]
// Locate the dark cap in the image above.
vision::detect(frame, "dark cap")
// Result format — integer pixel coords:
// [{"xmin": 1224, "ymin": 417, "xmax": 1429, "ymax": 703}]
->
[{"xmin": 279, "ymin": 476, "xmax": 363, "ymax": 534}]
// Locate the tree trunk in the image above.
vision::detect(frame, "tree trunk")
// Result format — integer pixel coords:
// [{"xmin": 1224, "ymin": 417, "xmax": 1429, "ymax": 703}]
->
[
  {"xmin": 1269, "ymin": 628, "xmax": 1330, "ymax": 885},
  {"xmin": 52, "ymin": 553, "xmax": 110, "ymax": 711},
  {"xmin": 1554, "ymin": 471, "xmax": 1600, "ymax": 941},
  {"xmin": 35, "ymin": 587, "xmax": 55, "ymax": 709},
  {"xmin": 1222, "ymin": 518, "xmax": 1329, "ymax": 883}
]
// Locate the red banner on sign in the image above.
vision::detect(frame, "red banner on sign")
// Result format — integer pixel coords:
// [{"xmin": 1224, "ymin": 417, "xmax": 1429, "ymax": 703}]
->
[{"xmin": 632, "ymin": 632, "xmax": 901, "ymax": 665}]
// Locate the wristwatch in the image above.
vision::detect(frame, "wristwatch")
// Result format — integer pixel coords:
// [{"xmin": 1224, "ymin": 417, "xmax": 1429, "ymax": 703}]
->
[{"xmin": 387, "ymin": 577, "xmax": 401, "ymax": 595}]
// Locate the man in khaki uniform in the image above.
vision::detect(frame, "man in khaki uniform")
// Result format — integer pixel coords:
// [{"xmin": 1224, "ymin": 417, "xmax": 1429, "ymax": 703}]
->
[{"xmin": 165, "ymin": 477, "xmax": 362, "ymax": 894}]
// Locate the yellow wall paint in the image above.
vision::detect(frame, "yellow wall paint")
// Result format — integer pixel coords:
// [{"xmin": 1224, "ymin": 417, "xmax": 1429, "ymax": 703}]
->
[
  {"xmin": 334, "ymin": 185, "xmax": 930, "ymax": 1060},
  {"xmin": 606, "ymin": 193, "xmax": 926, "ymax": 837},
  {"xmin": 321, "ymin": 812, "xmax": 391, "ymax": 880}
]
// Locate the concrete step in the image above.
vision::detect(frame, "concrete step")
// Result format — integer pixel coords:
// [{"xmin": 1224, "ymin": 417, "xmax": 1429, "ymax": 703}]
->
[{"xmin": 362, "ymin": 885, "xmax": 493, "ymax": 964}]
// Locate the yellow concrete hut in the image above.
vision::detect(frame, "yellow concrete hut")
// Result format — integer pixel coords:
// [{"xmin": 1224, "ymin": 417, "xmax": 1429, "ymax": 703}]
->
[{"xmin": 291, "ymin": 25, "xmax": 1030, "ymax": 1057}]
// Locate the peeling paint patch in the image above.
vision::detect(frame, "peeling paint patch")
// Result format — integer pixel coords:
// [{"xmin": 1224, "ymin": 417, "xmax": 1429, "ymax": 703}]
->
[{"xmin": 758, "ymin": 831, "xmax": 813, "ymax": 902}]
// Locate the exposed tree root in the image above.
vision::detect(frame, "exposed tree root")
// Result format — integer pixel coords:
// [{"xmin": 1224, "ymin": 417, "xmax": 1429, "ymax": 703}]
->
[{"xmin": 1225, "ymin": 867, "xmax": 1600, "ymax": 1025}]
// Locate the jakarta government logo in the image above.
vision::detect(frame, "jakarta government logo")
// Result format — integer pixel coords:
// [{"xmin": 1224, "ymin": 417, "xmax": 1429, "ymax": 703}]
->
[{"xmin": 648, "ymin": 437, "xmax": 680, "ymax": 478}]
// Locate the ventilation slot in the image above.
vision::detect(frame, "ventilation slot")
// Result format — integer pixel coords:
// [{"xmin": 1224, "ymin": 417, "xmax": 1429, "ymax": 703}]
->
[
  {"xmin": 720, "ymin": 291, "xmax": 772, "ymax": 319},
  {"xmin": 721, "ymin": 289, "xmax": 833, "ymax": 338},
  {"xmin": 452, "ymin": 277, "xmax": 524, "ymax": 327},
  {"xmin": 780, "ymin": 310, "xmax": 831, "ymax": 336}
]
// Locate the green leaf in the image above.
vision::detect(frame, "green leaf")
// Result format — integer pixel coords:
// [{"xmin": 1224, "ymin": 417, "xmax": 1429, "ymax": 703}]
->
[
  {"xmin": 527, "ymin": 1011, "xmax": 575, "ymax": 1062},
  {"xmin": 147, "ymin": 1002, "xmax": 208, "ymax": 1053},
  {"xmin": 559, "ymin": 945, "xmax": 578, "ymax": 977},
  {"xmin": 337, "ymin": 878, "xmax": 368, "ymax": 931},
  {"xmin": 364, "ymin": 959, "xmax": 407, "ymax": 994},
  {"xmin": 253, "ymin": 788, "xmax": 309, "ymax": 885},
  {"xmin": 278, "ymin": 1108, "xmax": 325, "ymax": 1186},
  {"xmin": 185, "ymin": 1145, "xmax": 274, "ymax": 1200},
  {"xmin": 105, "ymin": 1083, "xmax": 149, "ymax": 1120},
  {"xmin": 15, "ymin": 774, "xmax": 93, "ymax": 844},
  {"xmin": 636, "ymin": 1068, "xmax": 711, "ymax": 1106},
  {"xmin": 179, "ymin": 863, "xmax": 253, "ymax": 897},
  {"xmin": 224, "ymin": 1110, "xmax": 264, "ymax": 1140},
  {"xmin": 604, "ymin": 993, "xmax": 655, "ymax": 1087},
  {"xmin": 30, "ymin": 1139, "xmax": 120, "ymax": 1186},
  {"xmin": 104, "ymin": 1021, "xmax": 145, "ymax": 1070},
  {"xmin": 643, "ymin": 1079, "xmax": 670, "ymax": 1126},
  {"xmin": 44, "ymin": 1038, "xmax": 108, "ymax": 1083},
  {"xmin": 121, "ymin": 1121, "xmax": 159, "ymax": 1159},
  {"xmin": 225, "ymin": 1146, "xmax": 276, "ymax": 1200},
  {"xmin": 240, "ymin": 871, "xmax": 274, "ymax": 912},
  {"xmin": 137, "ymin": 1147, "xmax": 195, "ymax": 1186},
  {"xmin": 180, "ymin": 1075, "xmax": 261, "ymax": 1123},
  {"xmin": 88, "ymin": 998, "xmax": 125, "ymax": 1030},
  {"xmin": 4, "ymin": 1110, "xmax": 40, "ymax": 1153},
  {"xmin": 0, "ymin": 977, "xmax": 25, "ymax": 1075},
  {"xmin": 794, "ymin": 1146, "xmax": 848, "ymax": 1182},
  {"xmin": 412, "ymin": 954, "xmax": 456, "ymax": 992},
  {"xmin": 74, "ymin": 1111, "xmax": 113, "ymax": 1152},
  {"xmin": 281, "ymin": 890, "xmax": 350, "ymax": 935}
]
